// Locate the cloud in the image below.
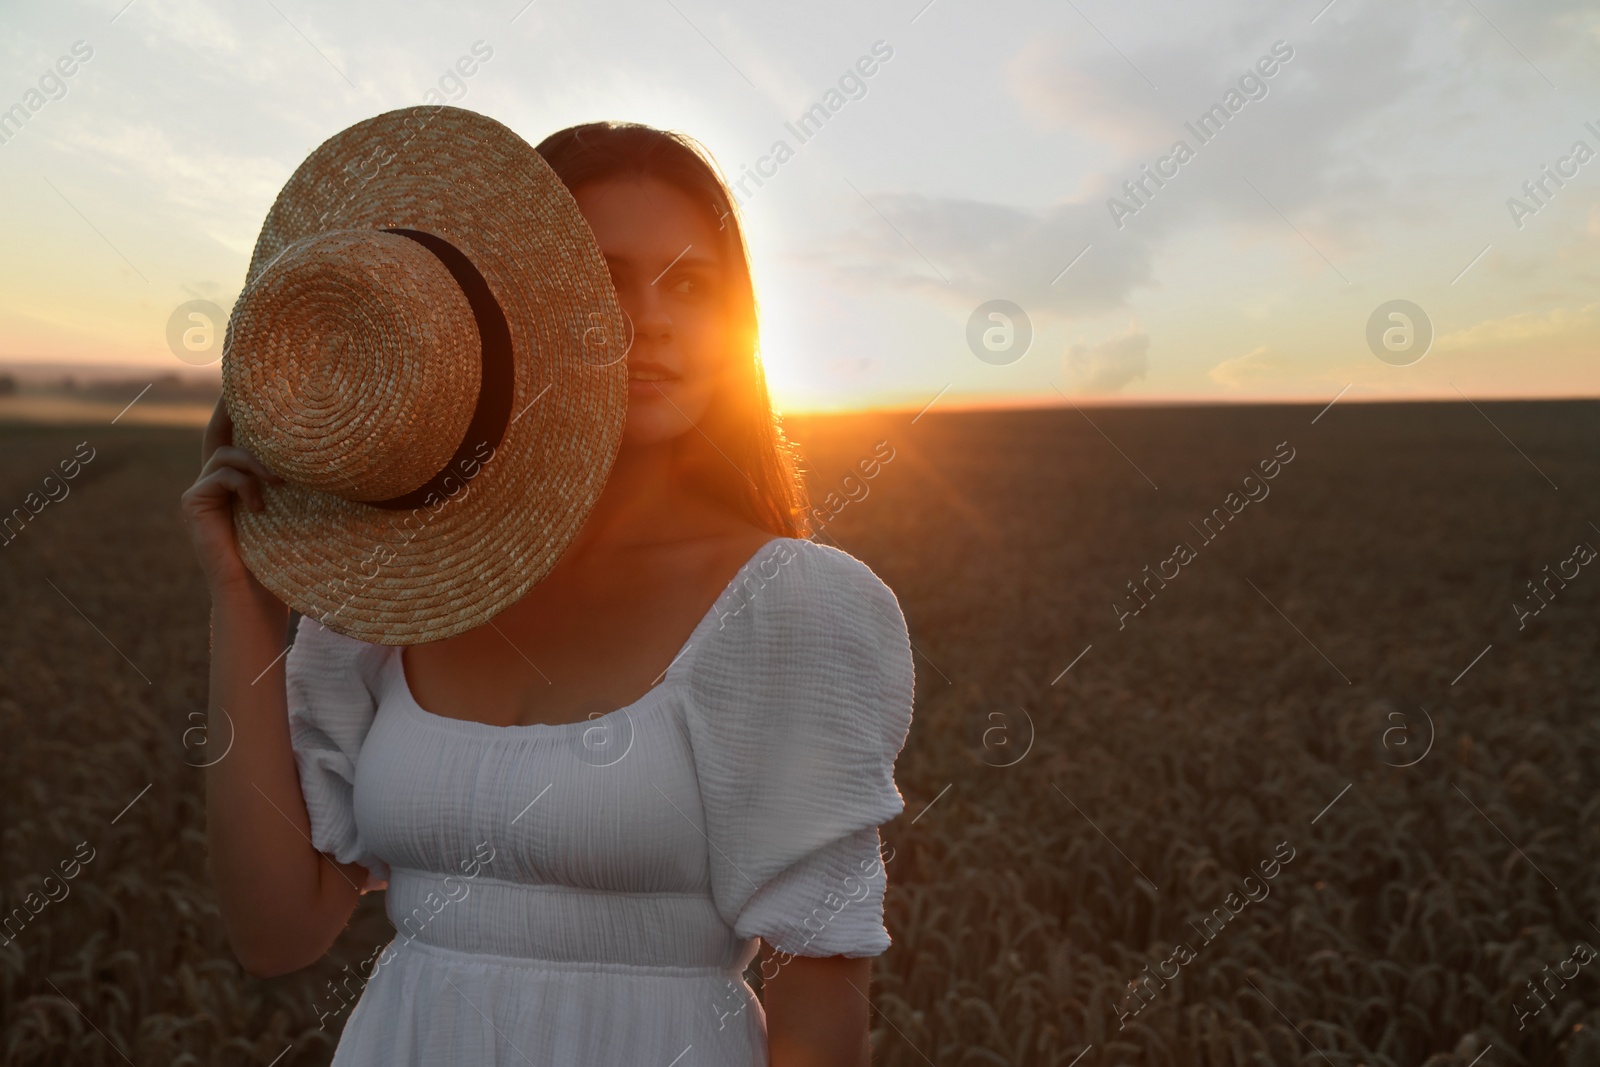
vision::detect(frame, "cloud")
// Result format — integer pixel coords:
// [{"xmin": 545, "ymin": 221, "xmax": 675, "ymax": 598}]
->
[
  {"xmin": 129, "ymin": 0, "xmax": 244, "ymax": 58},
  {"xmin": 1064, "ymin": 320, "xmax": 1149, "ymax": 394},
  {"xmin": 820, "ymin": 6, "xmax": 1442, "ymax": 319},
  {"xmin": 1435, "ymin": 302, "xmax": 1598, "ymax": 351},
  {"xmin": 1004, "ymin": 37, "xmax": 1168, "ymax": 154},
  {"xmin": 1332, "ymin": 301, "xmax": 1600, "ymax": 398},
  {"xmin": 805, "ymin": 190, "xmax": 1159, "ymax": 321},
  {"xmin": 1005, "ymin": 7, "xmax": 1441, "ymax": 264},
  {"xmin": 1210, "ymin": 345, "xmax": 1294, "ymax": 388},
  {"xmin": 52, "ymin": 121, "xmax": 286, "ymax": 254}
]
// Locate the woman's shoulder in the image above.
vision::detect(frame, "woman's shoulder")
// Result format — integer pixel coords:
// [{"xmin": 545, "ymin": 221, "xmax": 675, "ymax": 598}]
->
[
  {"xmin": 730, "ymin": 534, "xmax": 899, "ymax": 610},
  {"xmin": 285, "ymin": 612, "xmax": 394, "ymax": 699},
  {"xmin": 782, "ymin": 536, "xmax": 893, "ymax": 587},
  {"xmin": 689, "ymin": 535, "xmax": 909, "ymax": 673}
]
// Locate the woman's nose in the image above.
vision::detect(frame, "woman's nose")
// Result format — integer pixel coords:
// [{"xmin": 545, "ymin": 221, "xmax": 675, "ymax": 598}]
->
[{"xmin": 627, "ymin": 281, "xmax": 672, "ymax": 341}]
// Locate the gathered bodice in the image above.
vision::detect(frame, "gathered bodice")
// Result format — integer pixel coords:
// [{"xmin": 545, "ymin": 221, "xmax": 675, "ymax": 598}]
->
[{"xmin": 359, "ymin": 652, "xmax": 755, "ymax": 972}]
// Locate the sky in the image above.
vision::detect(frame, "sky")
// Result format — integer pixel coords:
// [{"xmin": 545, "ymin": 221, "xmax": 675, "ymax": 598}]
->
[{"xmin": 0, "ymin": 0, "xmax": 1597, "ymax": 412}]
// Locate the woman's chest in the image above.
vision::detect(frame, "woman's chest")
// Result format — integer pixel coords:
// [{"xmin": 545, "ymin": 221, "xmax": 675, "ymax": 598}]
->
[
  {"xmin": 350, "ymin": 687, "xmax": 713, "ymax": 894},
  {"xmin": 397, "ymin": 547, "xmax": 750, "ymax": 728}
]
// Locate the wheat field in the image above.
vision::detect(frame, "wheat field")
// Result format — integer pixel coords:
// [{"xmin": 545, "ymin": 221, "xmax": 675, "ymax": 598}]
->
[{"xmin": 1, "ymin": 401, "xmax": 1596, "ymax": 1065}]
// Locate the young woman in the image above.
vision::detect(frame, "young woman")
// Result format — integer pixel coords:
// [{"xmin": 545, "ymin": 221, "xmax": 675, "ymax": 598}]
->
[{"xmin": 183, "ymin": 121, "xmax": 915, "ymax": 1066}]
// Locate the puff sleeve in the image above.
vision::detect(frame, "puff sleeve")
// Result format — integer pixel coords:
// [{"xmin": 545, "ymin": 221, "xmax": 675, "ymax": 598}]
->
[
  {"xmin": 283, "ymin": 613, "xmax": 392, "ymax": 891},
  {"xmin": 684, "ymin": 539, "xmax": 915, "ymax": 958}
]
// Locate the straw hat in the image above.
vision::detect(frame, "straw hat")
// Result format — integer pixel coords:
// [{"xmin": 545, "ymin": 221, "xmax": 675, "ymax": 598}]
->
[{"xmin": 221, "ymin": 105, "xmax": 628, "ymax": 645}]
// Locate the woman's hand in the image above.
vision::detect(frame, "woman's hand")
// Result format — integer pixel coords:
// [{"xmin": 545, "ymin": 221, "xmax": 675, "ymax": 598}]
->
[{"xmin": 181, "ymin": 395, "xmax": 284, "ymax": 594}]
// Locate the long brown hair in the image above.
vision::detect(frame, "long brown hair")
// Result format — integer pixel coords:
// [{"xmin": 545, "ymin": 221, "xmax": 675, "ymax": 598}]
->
[{"xmin": 534, "ymin": 121, "xmax": 810, "ymax": 538}]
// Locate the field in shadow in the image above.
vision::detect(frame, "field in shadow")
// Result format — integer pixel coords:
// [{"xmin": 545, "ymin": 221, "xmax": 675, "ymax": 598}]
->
[{"xmin": 0, "ymin": 400, "xmax": 1596, "ymax": 1065}]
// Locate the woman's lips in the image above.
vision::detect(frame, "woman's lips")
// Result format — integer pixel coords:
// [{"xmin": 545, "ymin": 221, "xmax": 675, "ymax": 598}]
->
[
  {"xmin": 628, "ymin": 377, "xmax": 673, "ymax": 397},
  {"xmin": 627, "ymin": 365, "xmax": 679, "ymax": 397}
]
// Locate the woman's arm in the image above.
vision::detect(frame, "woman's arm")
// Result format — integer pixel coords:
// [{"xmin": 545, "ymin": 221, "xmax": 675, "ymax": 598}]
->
[
  {"xmin": 761, "ymin": 943, "xmax": 874, "ymax": 1067},
  {"xmin": 185, "ymin": 399, "xmax": 367, "ymax": 978}
]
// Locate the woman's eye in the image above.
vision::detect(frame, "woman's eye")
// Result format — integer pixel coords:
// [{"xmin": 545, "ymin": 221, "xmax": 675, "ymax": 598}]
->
[{"xmin": 670, "ymin": 267, "xmax": 724, "ymax": 296}]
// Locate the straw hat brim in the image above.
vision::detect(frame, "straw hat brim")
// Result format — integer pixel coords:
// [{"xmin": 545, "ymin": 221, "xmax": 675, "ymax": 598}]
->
[{"xmin": 224, "ymin": 106, "xmax": 627, "ymax": 646}]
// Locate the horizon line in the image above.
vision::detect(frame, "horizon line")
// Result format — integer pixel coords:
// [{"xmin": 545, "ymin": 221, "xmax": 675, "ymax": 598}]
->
[
  {"xmin": 785, "ymin": 390, "xmax": 1600, "ymax": 416},
  {"xmin": 2, "ymin": 359, "xmax": 1596, "ymax": 418}
]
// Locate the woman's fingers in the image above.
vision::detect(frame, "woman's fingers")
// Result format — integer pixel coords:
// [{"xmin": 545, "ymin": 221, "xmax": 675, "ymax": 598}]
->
[
  {"xmin": 200, "ymin": 399, "xmax": 285, "ymax": 490},
  {"xmin": 182, "ymin": 463, "xmax": 263, "ymax": 514},
  {"xmin": 207, "ymin": 466, "xmax": 265, "ymax": 511},
  {"xmin": 201, "ymin": 445, "xmax": 284, "ymax": 487},
  {"xmin": 201, "ymin": 394, "xmax": 233, "ymax": 467},
  {"xmin": 183, "ymin": 418, "xmax": 284, "ymax": 594}
]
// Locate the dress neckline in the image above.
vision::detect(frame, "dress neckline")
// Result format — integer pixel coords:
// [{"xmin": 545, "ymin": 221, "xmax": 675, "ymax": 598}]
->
[{"xmin": 388, "ymin": 536, "xmax": 798, "ymax": 736}]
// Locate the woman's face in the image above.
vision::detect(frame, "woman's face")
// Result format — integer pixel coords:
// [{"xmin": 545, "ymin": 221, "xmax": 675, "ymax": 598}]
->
[{"xmin": 570, "ymin": 176, "xmax": 733, "ymax": 446}]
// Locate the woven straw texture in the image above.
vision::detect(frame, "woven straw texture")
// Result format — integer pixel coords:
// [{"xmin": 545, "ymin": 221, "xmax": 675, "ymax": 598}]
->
[{"xmin": 222, "ymin": 105, "xmax": 627, "ymax": 645}]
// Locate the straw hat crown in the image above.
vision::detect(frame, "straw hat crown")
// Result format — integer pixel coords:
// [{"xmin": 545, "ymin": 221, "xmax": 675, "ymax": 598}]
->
[{"xmin": 229, "ymin": 228, "xmax": 486, "ymax": 502}]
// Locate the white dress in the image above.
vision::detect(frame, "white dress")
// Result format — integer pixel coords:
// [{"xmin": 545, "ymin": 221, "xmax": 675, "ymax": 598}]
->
[{"xmin": 283, "ymin": 537, "xmax": 916, "ymax": 1066}]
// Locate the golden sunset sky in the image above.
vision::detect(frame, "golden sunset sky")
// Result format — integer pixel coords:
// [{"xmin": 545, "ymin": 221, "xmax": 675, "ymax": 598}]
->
[{"xmin": 1, "ymin": 0, "xmax": 1597, "ymax": 412}]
